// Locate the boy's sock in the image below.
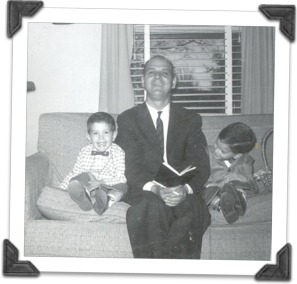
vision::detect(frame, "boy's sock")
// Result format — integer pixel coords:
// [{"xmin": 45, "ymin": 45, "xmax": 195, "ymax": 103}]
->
[
  {"xmin": 236, "ymin": 188, "xmax": 247, "ymax": 216},
  {"xmin": 209, "ymin": 194, "xmax": 221, "ymax": 211},
  {"xmin": 220, "ymin": 181, "xmax": 247, "ymax": 224},
  {"xmin": 93, "ymin": 183, "xmax": 127, "ymax": 215},
  {"xmin": 68, "ymin": 180, "xmax": 93, "ymax": 211}
]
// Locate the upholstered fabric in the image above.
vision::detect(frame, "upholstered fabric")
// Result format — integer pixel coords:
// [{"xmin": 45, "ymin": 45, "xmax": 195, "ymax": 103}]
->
[
  {"xmin": 25, "ymin": 221, "xmax": 133, "ymax": 258},
  {"xmin": 201, "ymin": 220, "xmax": 272, "ymax": 260},
  {"xmin": 25, "ymin": 153, "xmax": 53, "ymax": 221},
  {"xmin": 201, "ymin": 191, "xmax": 272, "ymax": 260},
  {"xmin": 37, "ymin": 186, "xmax": 130, "ymax": 223},
  {"xmin": 25, "ymin": 112, "xmax": 273, "ymax": 259}
]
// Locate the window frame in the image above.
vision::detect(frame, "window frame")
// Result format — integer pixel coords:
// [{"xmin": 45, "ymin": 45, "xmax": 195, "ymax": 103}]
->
[{"xmin": 131, "ymin": 25, "xmax": 242, "ymax": 115}]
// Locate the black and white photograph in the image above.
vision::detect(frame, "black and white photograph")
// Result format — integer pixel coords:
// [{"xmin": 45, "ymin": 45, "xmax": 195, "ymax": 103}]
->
[{"xmin": 1, "ymin": 0, "xmax": 295, "ymax": 280}]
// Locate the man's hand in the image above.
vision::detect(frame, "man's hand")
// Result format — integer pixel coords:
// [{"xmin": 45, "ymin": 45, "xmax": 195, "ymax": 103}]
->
[
  {"xmin": 164, "ymin": 185, "xmax": 187, "ymax": 207},
  {"xmin": 151, "ymin": 185, "xmax": 172, "ymax": 200},
  {"xmin": 151, "ymin": 184, "xmax": 187, "ymax": 207}
]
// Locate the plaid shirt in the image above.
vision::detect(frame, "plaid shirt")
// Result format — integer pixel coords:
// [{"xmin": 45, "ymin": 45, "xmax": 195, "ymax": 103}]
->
[{"xmin": 59, "ymin": 143, "xmax": 126, "ymax": 190}]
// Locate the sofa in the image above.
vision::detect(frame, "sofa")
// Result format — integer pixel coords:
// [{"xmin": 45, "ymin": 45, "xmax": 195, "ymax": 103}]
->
[{"xmin": 25, "ymin": 112, "xmax": 273, "ymax": 260}]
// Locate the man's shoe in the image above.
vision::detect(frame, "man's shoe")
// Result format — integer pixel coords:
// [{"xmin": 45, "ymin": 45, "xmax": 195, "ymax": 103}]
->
[
  {"xmin": 93, "ymin": 187, "xmax": 109, "ymax": 216},
  {"xmin": 220, "ymin": 181, "xmax": 247, "ymax": 224},
  {"xmin": 68, "ymin": 180, "xmax": 93, "ymax": 211}
]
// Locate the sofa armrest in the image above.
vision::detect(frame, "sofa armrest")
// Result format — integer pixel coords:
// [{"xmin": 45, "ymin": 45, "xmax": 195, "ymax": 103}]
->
[{"xmin": 25, "ymin": 153, "xmax": 53, "ymax": 221}]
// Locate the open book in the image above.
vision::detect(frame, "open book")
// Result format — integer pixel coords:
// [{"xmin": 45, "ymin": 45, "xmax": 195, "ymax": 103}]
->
[{"xmin": 153, "ymin": 162, "xmax": 197, "ymax": 188}]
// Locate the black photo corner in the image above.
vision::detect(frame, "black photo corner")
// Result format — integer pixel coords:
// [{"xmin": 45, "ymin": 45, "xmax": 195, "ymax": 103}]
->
[{"xmin": 1, "ymin": 0, "xmax": 296, "ymax": 278}]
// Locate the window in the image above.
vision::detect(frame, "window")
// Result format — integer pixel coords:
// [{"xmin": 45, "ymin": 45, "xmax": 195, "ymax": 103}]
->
[{"xmin": 130, "ymin": 25, "xmax": 242, "ymax": 115}]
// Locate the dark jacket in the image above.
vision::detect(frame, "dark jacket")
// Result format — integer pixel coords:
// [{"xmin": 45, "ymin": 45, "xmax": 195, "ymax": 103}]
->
[{"xmin": 115, "ymin": 102, "xmax": 210, "ymax": 195}]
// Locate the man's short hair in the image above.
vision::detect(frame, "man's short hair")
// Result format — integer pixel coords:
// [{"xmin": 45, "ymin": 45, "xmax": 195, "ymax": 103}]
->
[
  {"xmin": 219, "ymin": 122, "xmax": 257, "ymax": 154},
  {"xmin": 143, "ymin": 55, "xmax": 175, "ymax": 75},
  {"xmin": 87, "ymin": 112, "xmax": 116, "ymax": 133}
]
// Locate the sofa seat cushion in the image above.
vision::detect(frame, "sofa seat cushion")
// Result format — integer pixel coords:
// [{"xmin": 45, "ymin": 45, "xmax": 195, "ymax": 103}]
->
[
  {"xmin": 201, "ymin": 191, "xmax": 272, "ymax": 260},
  {"xmin": 36, "ymin": 186, "xmax": 130, "ymax": 223},
  {"xmin": 25, "ymin": 220, "xmax": 133, "ymax": 258}
]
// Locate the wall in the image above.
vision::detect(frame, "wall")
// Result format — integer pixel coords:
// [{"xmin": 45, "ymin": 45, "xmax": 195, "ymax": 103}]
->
[{"xmin": 26, "ymin": 23, "xmax": 102, "ymax": 156}]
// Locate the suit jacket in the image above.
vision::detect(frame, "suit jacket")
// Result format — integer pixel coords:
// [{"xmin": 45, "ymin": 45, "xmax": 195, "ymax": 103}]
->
[{"xmin": 115, "ymin": 102, "xmax": 210, "ymax": 195}]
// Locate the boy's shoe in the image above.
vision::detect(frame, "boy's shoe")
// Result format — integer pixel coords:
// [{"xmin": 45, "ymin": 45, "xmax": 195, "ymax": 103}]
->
[
  {"xmin": 68, "ymin": 180, "xmax": 93, "ymax": 211},
  {"xmin": 220, "ymin": 181, "xmax": 247, "ymax": 224},
  {"xmin": 93, "ymin": 187, "xmax": 109, "ymax": 216}
]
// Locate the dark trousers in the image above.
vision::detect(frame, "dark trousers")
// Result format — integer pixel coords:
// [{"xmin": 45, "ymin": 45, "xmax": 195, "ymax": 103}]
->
[
  {"xmin": 70, "ymin": 172, "xmax": 96, "ymax": 188},
  {"xmin": 70, "ymin": 172, "xmax": 128, "ymax": 200},
  {"xmin": 124, "ymin": 190, "xmax": 211, "ymax": 259}
]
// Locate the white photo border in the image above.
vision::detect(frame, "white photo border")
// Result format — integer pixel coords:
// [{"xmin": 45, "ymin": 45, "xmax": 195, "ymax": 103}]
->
[{"xmin": 10, "ymin": 3, "xmax": 290, "ymax": 276}]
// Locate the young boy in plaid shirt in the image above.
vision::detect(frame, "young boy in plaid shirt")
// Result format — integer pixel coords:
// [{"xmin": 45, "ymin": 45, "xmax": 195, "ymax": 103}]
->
[{"xmin": 59, "ymin": 112, "xmax": 127, "ymax": 215}]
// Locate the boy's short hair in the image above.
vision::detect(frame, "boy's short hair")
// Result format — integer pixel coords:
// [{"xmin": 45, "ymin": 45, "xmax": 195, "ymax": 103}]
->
[
  {"xmin": 219, "ymin": 122, "xmax": 256, "ymax": 154},
  {"xmin": 87, "ymin": 112, "xmax": 116, "ymax": 133}
]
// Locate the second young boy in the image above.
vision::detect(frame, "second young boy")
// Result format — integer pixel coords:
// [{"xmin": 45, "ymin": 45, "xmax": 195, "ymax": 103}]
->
[{"xmin": 203, "ymin": 122, "xmax": 259, "ymax": 224}]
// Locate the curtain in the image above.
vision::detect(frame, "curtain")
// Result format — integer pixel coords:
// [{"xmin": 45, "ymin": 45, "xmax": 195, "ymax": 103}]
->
[
  {"xmin": 241, "ymin": 27, "xmax": 275, "ymax": 114},
  {"xmin": 99, "ymin": 24, "xmax": 135, "ymax": 114}
]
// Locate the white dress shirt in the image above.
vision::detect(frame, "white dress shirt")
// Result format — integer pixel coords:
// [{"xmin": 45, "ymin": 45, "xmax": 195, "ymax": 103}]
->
[{"xmin": 143, "ymin": 102, "xmax": 193, "ymax": 194}]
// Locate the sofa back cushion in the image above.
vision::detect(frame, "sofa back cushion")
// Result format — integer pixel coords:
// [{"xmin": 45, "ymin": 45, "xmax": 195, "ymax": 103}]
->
[
  {"xmin": 202, "ymin": 114, "xmax": 273, "ymax": 171},
  {"xmin": 38, "ymin": 113, "xmax": 119, "ymax": 186},
  {"xmin": 38, "ymin": 112, "xmax": 273, "ymax": 190}
]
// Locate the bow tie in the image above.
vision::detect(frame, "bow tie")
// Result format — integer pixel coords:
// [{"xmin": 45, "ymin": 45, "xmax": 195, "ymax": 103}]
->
[{"xmin": 91, "ymin": 151, "xmax": 109, "ymax": 156}]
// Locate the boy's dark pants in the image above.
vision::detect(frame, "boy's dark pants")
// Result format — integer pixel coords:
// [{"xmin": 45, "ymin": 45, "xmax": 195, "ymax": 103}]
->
[
  {"xmin": 202, "ymin": 180, "xmax": 257, "ymax": 224},
  {"xmin": 202, "ymin": 180, "xmax": 256, "ymax": 207},
  {"xmin": 70, "ymin": 172, "xmax": 97, "ymax": 189}
]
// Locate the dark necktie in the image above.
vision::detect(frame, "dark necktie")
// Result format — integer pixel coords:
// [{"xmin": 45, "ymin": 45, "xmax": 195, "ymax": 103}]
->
[
  {"xmin": 91, "ymin": 151, "xmax": 109, "ymax": 156},
  {"xmin": 156, "ymin": 111, "xmax": 164, "ymax": 156}
]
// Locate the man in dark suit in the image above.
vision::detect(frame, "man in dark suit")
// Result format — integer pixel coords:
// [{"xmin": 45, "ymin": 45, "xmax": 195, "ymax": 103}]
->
[{"xmin": 115, "ymin": 55, "xmax": 211, "ymax": 259}]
